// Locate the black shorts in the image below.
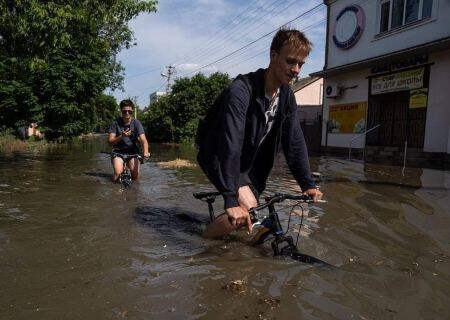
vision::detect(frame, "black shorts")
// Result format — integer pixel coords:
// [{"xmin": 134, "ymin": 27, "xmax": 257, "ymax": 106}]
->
[{"xmin": 113, "ymin": 147, "xmax": 139, "ymax": 154}]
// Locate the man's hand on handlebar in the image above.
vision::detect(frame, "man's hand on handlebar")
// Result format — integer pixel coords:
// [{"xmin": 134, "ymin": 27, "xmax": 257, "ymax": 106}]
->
[
  {"xmin": 303, "ymin": 188, "xmax": 323, "ymax": 202},
  {"xmin": 226, "ymin": 206, "xmax": 253, "ymax": 234}
]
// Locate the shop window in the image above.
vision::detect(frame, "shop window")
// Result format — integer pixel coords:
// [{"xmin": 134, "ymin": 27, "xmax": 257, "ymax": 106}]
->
[{"xmin": 379, "ymin": 0, "xmax": 432, "ymax": 33}]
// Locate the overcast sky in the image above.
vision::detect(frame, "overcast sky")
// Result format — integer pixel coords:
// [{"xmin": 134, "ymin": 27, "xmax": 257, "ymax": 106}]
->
[{"xmin": 110, "ymin": 0, "xmax": 327, "ymax": 107}]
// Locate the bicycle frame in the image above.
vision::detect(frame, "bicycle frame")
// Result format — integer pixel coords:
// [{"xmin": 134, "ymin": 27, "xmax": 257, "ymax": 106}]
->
[
  {"xmin": 193, "ymin": 191, "xmax": 220, "ymax": 221},
  {"xmin": 111, "ymin": 152, "xmax": 142, "ymax": 189},
  {"xmin": 250, "ymin": 194, "xmax": 329, "ymax": 265},
  {"xmin": 193, "ymin": 191, "xmax": 330, "ymax": 266}
]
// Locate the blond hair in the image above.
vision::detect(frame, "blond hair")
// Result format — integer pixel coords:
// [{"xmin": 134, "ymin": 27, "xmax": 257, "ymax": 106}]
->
[{"xmin": 270, "ymin": 28, "xmax": 312, "ymax": 56}]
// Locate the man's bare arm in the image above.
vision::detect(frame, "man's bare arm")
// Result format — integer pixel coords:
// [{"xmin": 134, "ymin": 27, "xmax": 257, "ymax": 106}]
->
[{"xmin": 139, "ymin": 133, "xmax": 151, "ymax": 157}]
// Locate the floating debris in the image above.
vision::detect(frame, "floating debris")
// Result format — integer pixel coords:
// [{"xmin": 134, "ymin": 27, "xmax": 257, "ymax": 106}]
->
[
  {"xmin": 259, "ymin": 297, "xmax": 280, "ymax": 309},
  {"xmin": 222, "ymin": 279, "xmax": 247, "ymax": 293},
  {"xmin": 156, "ymin": 158, "xmax": 196, "ymax": 168}
]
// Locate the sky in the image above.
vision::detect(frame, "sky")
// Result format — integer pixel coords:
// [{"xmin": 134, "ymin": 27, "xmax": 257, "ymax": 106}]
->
[{"xmin": 109, "ymin": 0, "xmax": 327, "ymax": 107}]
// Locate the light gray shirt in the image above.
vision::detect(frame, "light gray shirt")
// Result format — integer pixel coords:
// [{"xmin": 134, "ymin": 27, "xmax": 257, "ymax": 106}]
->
[{"xmin": 259, "ymin": 88, "xmax": 280, "ymax": 145}]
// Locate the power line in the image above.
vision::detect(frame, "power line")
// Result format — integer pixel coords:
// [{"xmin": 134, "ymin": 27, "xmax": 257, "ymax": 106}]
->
[
  {"xmin": 173, "ymin": 0, "xmax": 290, "ymax": 68},
  {"xmin": 183, "ymin": 0, "xmax": 291, "ymax": 65},
  {"xmin": 216, "ymin": 7, "xmax": 324, "ymax": 71},
  {"xmin": 180, "ymin": 1, "xmax": 322, "ymax": 75},
  {"xmin": 125, "ymin": 67, "xmax": 161, "ymax": 79},
  {"xmin": 170, "ymin": 0, "xmax": 263, "ymax": 66},
  {"xmin": 179, "ymin": 2, "xmax": 324, "ymax": 77}
]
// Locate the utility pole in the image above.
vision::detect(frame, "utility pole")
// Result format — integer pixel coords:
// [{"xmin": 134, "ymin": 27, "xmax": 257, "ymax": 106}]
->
[
  {"xmin": 133, "ymin": 96, "xmax": 138, "ymax": 119},
  {"xmin": 161, "ymin": 65, "xmax": 176, "ymax": 93}
]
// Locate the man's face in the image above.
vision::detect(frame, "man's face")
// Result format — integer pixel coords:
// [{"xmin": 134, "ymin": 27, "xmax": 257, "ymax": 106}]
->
[
  {"xmin": 121, "ymin": 107, "xmax": 133, "ymax": 119},
  {"xmin": 270, "ymin": 45, "xmax": 306, "ymax": 85}
]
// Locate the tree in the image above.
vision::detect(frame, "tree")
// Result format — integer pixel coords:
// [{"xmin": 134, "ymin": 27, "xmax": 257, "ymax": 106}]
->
[
  {"xmin": 0, "ymin": 0, "xmax": 157, "ymax": 139},
  {"xmin": 142, "ymin": 72, "xmax": 231, "ymax": 143},
  {"xmin": 94, "ymin": 94, "xmax": 119, "ymax": 132}
]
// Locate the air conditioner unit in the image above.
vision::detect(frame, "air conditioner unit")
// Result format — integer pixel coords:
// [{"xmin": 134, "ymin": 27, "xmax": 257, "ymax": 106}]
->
[{"xmin": 325, "ymin": 85, "xmax": 341, "ymax": 98}]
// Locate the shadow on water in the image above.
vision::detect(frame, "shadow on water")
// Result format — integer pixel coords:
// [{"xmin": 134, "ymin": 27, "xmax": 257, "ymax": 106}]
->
[
  {"xmin": 133, "ymin": 206, "xmax": 212, "ymax": 260},
  {"xmin": 84, "ymin": 171, "xmax": 112, "ymax": 180},
  {"xmin": 135, "ymin": 205, "xmax": 208, "ymax": 237}
]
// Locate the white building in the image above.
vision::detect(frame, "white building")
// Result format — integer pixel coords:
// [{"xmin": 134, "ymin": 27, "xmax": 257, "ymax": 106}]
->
[
  {"xmin": 312, "ymin": 0, "xmax": 450, "ymax": 167},
  {"xmin": 149, "ymin": 91, "xmax": 166, "ymax": 106},
  {"xmin": 292, "ymin": 77, "xmax": 324, "ymax": 152},
  {"xmin": 293, "ymin": 76, "xmax": 323, "ymax": 120}
]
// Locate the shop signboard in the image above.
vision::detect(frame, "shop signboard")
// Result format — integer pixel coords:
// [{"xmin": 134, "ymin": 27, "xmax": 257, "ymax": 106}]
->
[
  {"xmin": 409, "ymin": 88, "xmax": 428, "ymax": 108},
  {"xmin": 327, "ymin": 102, "xmax": 367, "ymax": 133},
  {"xmin": 371, "ymin": 68, "xmax": 424, "ymax": 95}
]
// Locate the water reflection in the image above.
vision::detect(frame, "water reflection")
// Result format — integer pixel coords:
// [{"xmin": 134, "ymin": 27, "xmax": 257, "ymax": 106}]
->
[{"xmin": 0, "ymin": 136, "xmax": 449, "ymax": 319}]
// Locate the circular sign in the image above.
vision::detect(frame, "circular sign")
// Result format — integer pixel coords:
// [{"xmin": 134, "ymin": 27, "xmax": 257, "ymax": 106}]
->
[{"xmin": 333, "ymin": 5, "xmax": 365, "ymax": 49}]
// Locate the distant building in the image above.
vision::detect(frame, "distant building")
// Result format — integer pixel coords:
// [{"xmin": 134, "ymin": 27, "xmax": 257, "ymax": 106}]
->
[
  {"xmin": 312, "ymin": 0, "xmax": 450, "ymax": 167},
  {"xmin": 292, "ymin": 76, "xmax": 323, "ymax": 153},
  {"xmin": 149, "ymin": 91, "xmax": 166, "ymax": 106},
  {"xmin": 292, "ymin": 76, "xmax": 323, "ymax": 120}
]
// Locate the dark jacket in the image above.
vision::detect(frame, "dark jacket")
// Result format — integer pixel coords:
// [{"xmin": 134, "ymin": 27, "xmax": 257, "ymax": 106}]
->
[{"xmin": 197, "ymin": 68, "xmax": 316, "ymax": 209}]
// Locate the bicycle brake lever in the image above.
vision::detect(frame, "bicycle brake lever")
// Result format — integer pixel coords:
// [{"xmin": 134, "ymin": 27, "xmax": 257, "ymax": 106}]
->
[
  {"xmin": 249, "ymin": 208, "xmax": 258, "ymax": 222},
  {"xmin": 252, "ymin": 221, "xmax": 261, "ymax": 228},
  {"xmin": 303, "ymin": 198, "xmax": 327, "ymax": 204}
]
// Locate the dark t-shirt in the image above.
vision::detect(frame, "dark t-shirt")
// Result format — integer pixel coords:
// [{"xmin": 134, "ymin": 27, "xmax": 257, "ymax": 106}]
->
[{"xmin": 108, "ymin": 118, "xmax": 145, "ymax": 153}]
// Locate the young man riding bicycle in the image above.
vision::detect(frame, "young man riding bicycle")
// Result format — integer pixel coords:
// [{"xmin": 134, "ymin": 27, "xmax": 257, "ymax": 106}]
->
[
  {"xmin": 197, "ymin": 28, "xmax": 323, "ymax": 238},
  {"xmin": 107, "ymin": 99, "xmax": 151, "ymax": 182}
]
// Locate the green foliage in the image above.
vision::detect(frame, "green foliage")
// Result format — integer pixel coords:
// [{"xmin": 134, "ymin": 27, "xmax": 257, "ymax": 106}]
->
[
  {"xmin": 94, "ymin": 94, "xmax": 119, "ymax": 132},
  {"xmin": 141, "ymin": 72, "xmax": 231, "ymax": 143},
  {"xmin": 0, "ymin": 0, "xmax": 157, "ymax": 140}
]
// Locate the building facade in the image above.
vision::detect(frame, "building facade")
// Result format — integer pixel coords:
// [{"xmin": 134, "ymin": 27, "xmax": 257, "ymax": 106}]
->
[
  {"xmin": 293, "ymin": 77, "xmax": 324, "ymax": 152},
  {"xmin": 293, "ymin": 76, "xmax": 323, "ymax": 120},
  {"xmin": 312, "ymin": 0, "xmax": 450, "ymax": 167},
  {"xmin": 149, "ymin": 91, "xmax": 166, "ymax": 106}
]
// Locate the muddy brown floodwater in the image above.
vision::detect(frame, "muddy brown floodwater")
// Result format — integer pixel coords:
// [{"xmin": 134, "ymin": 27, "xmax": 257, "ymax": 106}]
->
[{"xmin": 1, "ymin": 136, "xmax": 449, "ymax": 319}]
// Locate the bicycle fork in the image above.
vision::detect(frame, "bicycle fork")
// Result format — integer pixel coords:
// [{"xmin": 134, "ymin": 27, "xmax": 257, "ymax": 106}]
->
[
  {"xmin": 119, "ymin": 164, "xmax": 132, "ymax": 188},
  {"xmin": 266, "ymin": 202, "xmax": 299, "ymax": 257}
]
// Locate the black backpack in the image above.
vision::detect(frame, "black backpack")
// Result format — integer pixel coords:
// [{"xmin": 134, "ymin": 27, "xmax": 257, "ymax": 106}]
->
[{"xmin": 195, "ymin": 74, "xmax": 253, "ymax": 147}]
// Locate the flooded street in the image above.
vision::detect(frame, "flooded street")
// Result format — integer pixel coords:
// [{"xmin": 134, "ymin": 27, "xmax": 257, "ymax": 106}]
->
[{"xmin": 1, "ymin": 136, "xmax": 449, "ymax": 320}]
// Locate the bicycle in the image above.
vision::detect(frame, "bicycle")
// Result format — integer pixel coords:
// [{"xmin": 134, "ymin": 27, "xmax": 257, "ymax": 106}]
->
[
  {"xmin": 193, "ymin": 191, "xmax": 331, "ymax": 266},
  {"xmin": 102, "ymin": 151, "xmax": 144, "ymax": 189}
]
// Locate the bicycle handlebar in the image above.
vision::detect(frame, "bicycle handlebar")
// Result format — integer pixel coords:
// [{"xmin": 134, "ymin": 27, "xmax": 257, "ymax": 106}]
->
[
  {"xmin": 248, "ymin": 193, "xmax": 315, "ymax": 222},
  {"xmin": 101, "ymin": 151, "xmax": 148, "ymax": 164},
  {"xmin": 193, "ymin": 191, "xmax": 319, "ymax": 207},
  {"xmin": 253, "ymin": 193, "xmax": 311, "ymax": 209},
  {"xmin": 193, "ymin": 191, "xmax": 318, "ymax": 212}
]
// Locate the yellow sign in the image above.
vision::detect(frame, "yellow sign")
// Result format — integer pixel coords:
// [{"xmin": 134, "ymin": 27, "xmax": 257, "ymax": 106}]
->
[
  {"xmin": 371, "ymin": 68, "xmax": 424, "ymax": 95},
  {"xmin": 409, "ymin": 88, "xmax": 428, "ymax": 108},
  {"xmin": 328, "ymin": 102, "xmax": 367, "ymax": 133}
]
